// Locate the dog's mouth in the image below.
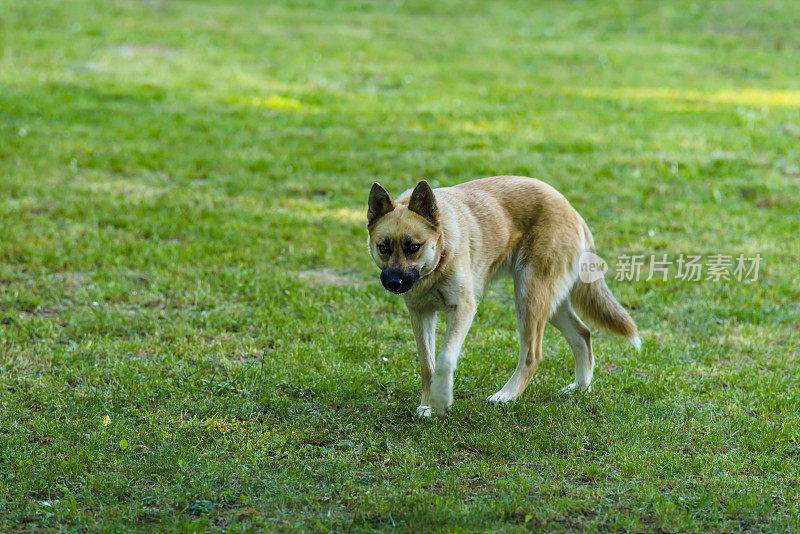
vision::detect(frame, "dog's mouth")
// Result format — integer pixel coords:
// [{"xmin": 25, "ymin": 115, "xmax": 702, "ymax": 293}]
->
[{"xmin": 380, "ymin": 267, "xmax": 420, "ymax": 294}]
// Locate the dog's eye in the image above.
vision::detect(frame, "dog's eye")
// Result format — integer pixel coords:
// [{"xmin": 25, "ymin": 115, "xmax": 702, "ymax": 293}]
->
[
  {"xmin": 377, "ymin": 243, "xmax": 390, "ymax": 255},
  {"xmin": 406, "ymin": 243, "xmax": 421, "ymax": 254}
]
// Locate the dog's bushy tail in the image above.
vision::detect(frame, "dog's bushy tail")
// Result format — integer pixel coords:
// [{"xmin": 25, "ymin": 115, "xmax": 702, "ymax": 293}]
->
[{"xmin": 570, "ymin": 278, "xmax": 641, "ymax": 350}]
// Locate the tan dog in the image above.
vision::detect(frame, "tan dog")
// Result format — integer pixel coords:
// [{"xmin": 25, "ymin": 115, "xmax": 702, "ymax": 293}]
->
[{"xmin": 367, "ymin": 176, "xmax": 639, "ymax": 417}]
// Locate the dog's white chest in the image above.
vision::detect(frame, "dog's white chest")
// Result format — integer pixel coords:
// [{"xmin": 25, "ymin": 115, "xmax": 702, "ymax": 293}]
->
[{"xmin": 403, "ymin": 274, "xmax": 464, "ymax": 312}]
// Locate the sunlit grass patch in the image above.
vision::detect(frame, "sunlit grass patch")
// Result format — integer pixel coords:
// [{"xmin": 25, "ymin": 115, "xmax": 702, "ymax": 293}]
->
[
  {"xmin": 567, "ymin": 86, "xmax": 800, "ymax": 109},
  {"xmin": 229, "ymin": 94, "xmax": 306, "ymax": 111}
]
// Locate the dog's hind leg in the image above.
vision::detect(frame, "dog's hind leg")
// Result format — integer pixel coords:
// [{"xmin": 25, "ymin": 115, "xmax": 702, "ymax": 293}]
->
[
  {"xmin": 549, "ymin": 299, "xmax": 594, "ymax": 393},
  {"xmin": 409, "ymin": 309, "xmax": 437, "ymax": 418},
  {"xmin": 487, "ymin": 269, "xmax": 554, "ymax": 405}
]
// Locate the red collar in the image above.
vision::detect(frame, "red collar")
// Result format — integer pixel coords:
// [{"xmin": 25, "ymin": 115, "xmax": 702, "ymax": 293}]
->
[{"xmin": 433, "ymin": 246, "xmax": 446, "ymax": 272}]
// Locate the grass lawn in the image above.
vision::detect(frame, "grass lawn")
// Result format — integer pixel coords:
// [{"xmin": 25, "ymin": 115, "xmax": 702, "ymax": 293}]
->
[{"xmin": 2, "ymin": 0, "xmax": 800, "ymax": 531}]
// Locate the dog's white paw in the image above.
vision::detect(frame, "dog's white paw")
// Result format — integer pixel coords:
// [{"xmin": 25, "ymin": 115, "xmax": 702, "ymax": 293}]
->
[
  {"xmin": 487, "ymin": 389, "xmax": 518, "ymax": 405},
  {"xmin": 560, "ymin": 382, "xmax": 591, "ymax": 394},
  {"xmin": 428, "ymin": 397, "xmax": 451, "ymax": 416},
  {"xmin": 429, "ymin": 374, "xmax": 453, "ymax": 416},
  {"xmin": 416, "ymin": 405, "xmax": 433, "ymax": 418}
]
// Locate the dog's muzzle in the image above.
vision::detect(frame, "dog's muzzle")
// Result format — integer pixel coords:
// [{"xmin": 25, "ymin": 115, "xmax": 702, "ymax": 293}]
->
[{"xmin": 380, "ymin": 266, "xmax": 420, "ymax": 294}]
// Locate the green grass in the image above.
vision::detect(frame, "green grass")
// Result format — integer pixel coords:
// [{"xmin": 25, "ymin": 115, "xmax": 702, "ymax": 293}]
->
[{"xmin": 2, "ymin": 0, "xmax": 800, "ymax": 531}]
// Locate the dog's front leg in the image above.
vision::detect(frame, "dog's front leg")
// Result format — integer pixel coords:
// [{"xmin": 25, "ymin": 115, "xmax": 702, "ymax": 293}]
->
[
  {"xmin": 429, "ymin": 301, "xmax": 476, "ymax": 416},
  {"xmin": 409, "ymin": 309, "xmax": 436, "ymax": 418}
]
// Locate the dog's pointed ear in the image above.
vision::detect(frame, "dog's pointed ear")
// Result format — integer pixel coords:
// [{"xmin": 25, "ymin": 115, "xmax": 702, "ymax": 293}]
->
[
  {"xmin": 408, "ymin": 180, "xmax": 438, "ymax": 226},
  {"xmin": 367, "ymin": 182, "xmax": 394, "ymax": 226}
]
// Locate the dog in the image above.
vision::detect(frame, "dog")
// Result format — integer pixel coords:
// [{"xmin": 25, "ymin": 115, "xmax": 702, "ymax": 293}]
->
[{"xmin": 366, "ymin": 176, "xmax": 640, "ymax": 417}]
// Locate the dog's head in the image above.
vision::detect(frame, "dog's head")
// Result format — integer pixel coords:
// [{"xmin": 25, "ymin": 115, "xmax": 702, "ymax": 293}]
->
[{"xmin": 366, "ymin": 180, "xmax": 443, "ymax": 294}]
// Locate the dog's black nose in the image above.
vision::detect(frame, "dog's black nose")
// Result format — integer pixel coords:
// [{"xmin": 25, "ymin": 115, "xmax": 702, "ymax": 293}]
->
[
  {"xmin": 384, "ymin": 276, "xmax": 403, "ymax": 293},
  {"xmin": 381, "ymin": 267, "xmax": 417, "ymax": 294}
]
